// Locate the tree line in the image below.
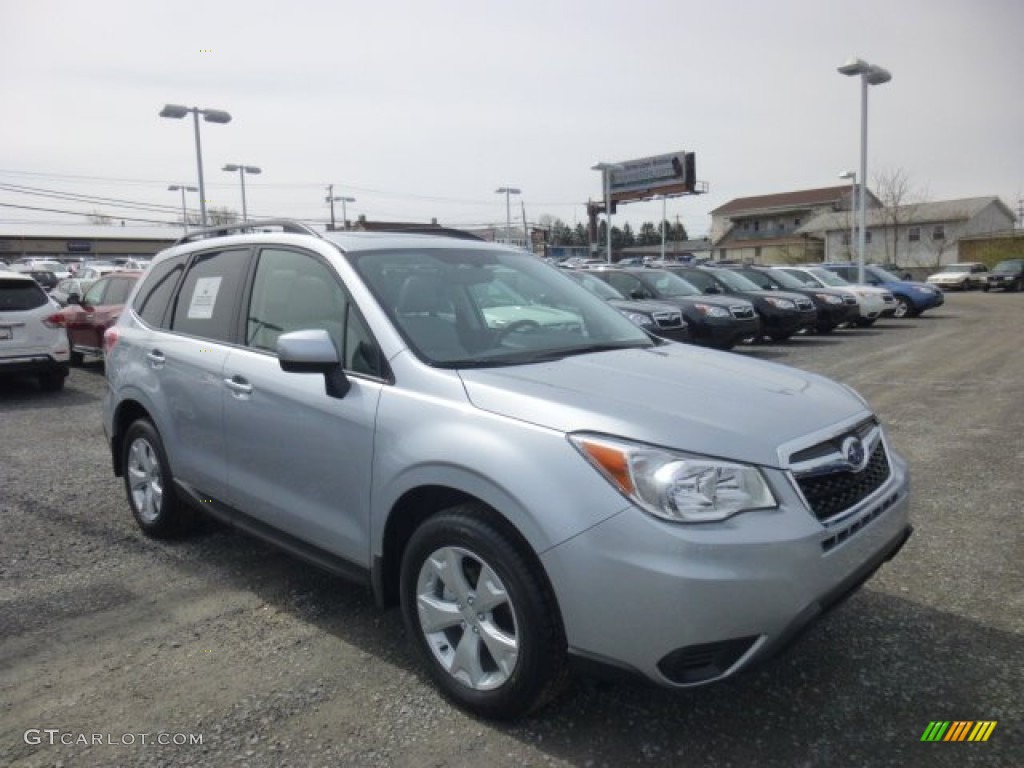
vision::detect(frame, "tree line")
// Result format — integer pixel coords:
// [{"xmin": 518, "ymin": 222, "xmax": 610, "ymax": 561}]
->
[{"xmin": 538, "ymin": 215, "xmax": 689, "ymax": 249}]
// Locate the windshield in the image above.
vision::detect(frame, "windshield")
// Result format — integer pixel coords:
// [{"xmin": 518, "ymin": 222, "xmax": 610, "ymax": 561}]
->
[
  {"xmin": 570, "ymin": 271, "xmax": 625, "ymax": 300},
  {"xmin": 753, "ymin": 268, "xmax": 802, "ymax": 290},
  {"xmin": 807, "ymin": 268, "xmax": 850, "ymax": 287},
  {"xmin": 711, "ymin": 269, "xmax": 762, "ymax": 291},
  {"xmin": 867, "ymin": 265, "xmax": 902, "ymax": 282},
  {"xmin": 637, "ymin": 270, "xmax": 702, "ymax": 297},
  {"xmin": 993, "ymin": 260, "xmax": 1023, "ymax": 272},
  {"xmin": 347, "ymin": 247, "xmax": 652, "ymax": 367}
]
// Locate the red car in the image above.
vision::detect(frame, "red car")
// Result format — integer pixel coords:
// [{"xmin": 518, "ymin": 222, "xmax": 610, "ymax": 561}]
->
[{"xmin": 48, "ymin": 271, "xmax": 141, "ymax": 364}]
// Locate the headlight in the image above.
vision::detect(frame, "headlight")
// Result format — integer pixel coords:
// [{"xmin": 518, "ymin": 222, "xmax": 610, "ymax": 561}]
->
[
  {"xmin": 694, "ymin": 303, "xmax": 730, "ymax": 318},
  {"xmin": 764, "ymin": 297, "xmax": 796, "ymax": 309},
  {"xmin": 620, "ymin": 310, "xmax": 655, "ymax": 328},
  {"xmin": 816, "ymin": 294, "xmax": 843, "ymax": 304},
  {"xmin": 569, "ymin": 434, "xmax": 777, "ymax": 523}
]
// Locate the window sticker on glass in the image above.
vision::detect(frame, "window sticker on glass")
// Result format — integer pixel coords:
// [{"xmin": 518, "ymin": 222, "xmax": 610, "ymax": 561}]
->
[{"xmin": 188, "ymin": 276, "xmax": 222, "ymax": 319}]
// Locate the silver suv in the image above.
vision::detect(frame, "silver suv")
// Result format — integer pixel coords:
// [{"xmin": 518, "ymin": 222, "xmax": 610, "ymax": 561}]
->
[{"xmin": 102, "ymin": 221, "xmax": 912, "ymax": 718}]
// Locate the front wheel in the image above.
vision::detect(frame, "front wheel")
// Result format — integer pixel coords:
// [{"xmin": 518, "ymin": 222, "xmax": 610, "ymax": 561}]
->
[
  {"xmin": 400, "ymin": 505, "xmax": 567, "ymax": 719},
  {"xmin": 892, "ymin": 296, "xmax": 913, "ymax": 318},
  {"xmin": 122, "ymin": 419, "xmax": 195, "ymax": 538}
]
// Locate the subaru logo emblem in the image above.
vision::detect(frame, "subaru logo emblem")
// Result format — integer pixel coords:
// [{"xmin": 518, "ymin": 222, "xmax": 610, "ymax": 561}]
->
[{"xmin": 841, "ymin": 436, "xmax": 867, "ymax": 472}]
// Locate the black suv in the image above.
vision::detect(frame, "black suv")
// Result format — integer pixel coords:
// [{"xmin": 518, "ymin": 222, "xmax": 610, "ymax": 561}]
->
[
  {"xmin": 724, "ymin": 265, "xmax": 859, "ymax": 333},
  {"xmin": 986, "ymin": 259, "xmax": 1024, "ymax": 292},
  {"xmin": 588, "ymin": 268, "xmax": 760, "ymax": 350},
  {"xmin": 567, "ymin": 270, "xmax": 690, "ymax": 344},
  {"xmin": 665, "ymin": 266, "xmax": 818, "ymax": 342}
]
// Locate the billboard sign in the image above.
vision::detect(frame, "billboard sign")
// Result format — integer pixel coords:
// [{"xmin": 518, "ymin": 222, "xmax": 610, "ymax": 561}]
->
[{"xmin": 607, "ymin": 151, "xmax": 689, "ymax": 197}]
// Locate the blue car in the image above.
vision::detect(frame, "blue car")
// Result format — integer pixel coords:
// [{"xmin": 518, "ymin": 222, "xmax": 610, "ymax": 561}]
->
[{"xmin": 819, "ymin": 263, "xmax": 944, "ymax": 318}]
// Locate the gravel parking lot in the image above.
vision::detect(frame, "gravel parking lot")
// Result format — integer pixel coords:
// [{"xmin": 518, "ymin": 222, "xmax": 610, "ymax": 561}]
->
[{"xmin": 2, "ymin": 291, "xmax": 1021, "ymax": 767}]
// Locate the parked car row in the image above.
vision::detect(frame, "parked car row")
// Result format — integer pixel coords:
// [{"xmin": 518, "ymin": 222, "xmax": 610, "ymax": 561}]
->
[{"xmin": 560, "ymin": 261, "xmax": 945, "ymax": 350}]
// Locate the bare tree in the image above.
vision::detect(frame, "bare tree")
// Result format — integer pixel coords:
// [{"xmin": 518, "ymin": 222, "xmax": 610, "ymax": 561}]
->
[
  {"xmin": 206, "ymin": 206, "xmax": 240, "ymax": 226},
  {"xmin": 872, "ymin": 168, "xmax": 923, "ymax": 265},
  {"xmin": 86, "ymin": 210, "xmax": 114, "ymax": 225}
]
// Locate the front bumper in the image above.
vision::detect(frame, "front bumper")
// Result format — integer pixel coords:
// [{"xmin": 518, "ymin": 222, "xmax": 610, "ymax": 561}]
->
[{"xmin": 542, "ymin": 453, "xmax": 911, "ymax": 687}]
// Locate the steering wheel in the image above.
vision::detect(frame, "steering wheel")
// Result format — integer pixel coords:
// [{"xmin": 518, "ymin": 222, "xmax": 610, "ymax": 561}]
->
[{"xmin": 495, "ymin": 319, "xmax": 541, "ymax": 342}]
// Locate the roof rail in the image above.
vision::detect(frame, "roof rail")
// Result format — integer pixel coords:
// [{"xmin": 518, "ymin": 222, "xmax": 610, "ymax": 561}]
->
[{"xmin": 173, "ymin": 219, "xmax": 322, "ymax": 246}]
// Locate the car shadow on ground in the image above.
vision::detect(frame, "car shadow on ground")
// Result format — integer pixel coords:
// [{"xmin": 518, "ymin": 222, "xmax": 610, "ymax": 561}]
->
[
  {"xmin": 0, "ymin": 376, "xmax": 100, "ymax": 409},
  {"xmin": 127, "ymin": 523, "xmax": 1021, "ymax": 767},
  {"xmin": 9, "ymin": 486, "xmax": 1019, "ymax": 767}
]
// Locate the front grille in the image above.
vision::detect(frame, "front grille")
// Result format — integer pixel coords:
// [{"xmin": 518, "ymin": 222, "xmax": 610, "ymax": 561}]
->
[
  {"xmin": 652, "ymin": 310, "xmax": 683, "ymax": 329},
  {"xmin": 729, "ymin": 305, "xmax": 755, "ymax": 320},
  {"xmin": 796, "ymin": 442, "xmax": 891, "ymax": 521}
]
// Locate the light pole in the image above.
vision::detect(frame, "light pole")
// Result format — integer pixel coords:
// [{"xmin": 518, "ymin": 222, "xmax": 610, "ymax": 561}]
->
[
  {"xmin": 591, "ymin": 162, "xmax": 624, "ymax": 262},
  {"xmin": 495, "ymin": 187, "xmax": 521, "ymax": 246},
  {"xmin": 222, "ymin": 164, "xmax": 261, "ymax": 222},
  {"xmin": 655, "ymin": 194, "xmax": 667, "ymax": 261},
  {"xmin": 167, "ymin": 184, "xmax": 197, "ymax": 234},
  {"xmin": 839, "ymin": 170, "xmax": 857, "ymax": 261},
  {"xmin": 159, "ymin": 104, "xmax": 232, "ymax": 228},
  {"xmin": 838, "ymin": 57, "xmax": 891, "ymax": 283}
]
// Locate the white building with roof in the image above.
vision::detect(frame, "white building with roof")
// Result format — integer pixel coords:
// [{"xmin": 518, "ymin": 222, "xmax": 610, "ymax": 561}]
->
[
  {"xmin": 0, "ymin": 222, "xmax": 184, "ymax": 262},
  {"xmin": 796, "ymin": 196, "xmax": 1016, "ymax": 268}
]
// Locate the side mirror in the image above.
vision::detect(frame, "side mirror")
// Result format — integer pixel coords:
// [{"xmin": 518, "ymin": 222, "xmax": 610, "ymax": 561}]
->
[{"xmin": 277, "ymin": 329, "xmax": 349, "ymax": 398}]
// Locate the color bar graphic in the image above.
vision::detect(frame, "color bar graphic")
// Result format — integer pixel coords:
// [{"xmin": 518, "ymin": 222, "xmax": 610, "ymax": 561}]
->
[{"xmin": 920, "ymin": 721, "xmax": 997, "ymax": 742}]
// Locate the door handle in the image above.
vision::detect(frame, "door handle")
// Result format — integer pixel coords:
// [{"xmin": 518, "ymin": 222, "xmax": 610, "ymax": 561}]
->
[
  {"xmin": 146, "ymin": 350, "xmax": 166, "ymax": 369},
  {"xmin": 224, "ymin": 376, "xmax": 253, "ymax": 397}
]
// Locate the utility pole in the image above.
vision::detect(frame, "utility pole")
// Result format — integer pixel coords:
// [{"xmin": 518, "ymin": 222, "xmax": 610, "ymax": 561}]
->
[{"xmin": 326, "ymin": 184, "xmax": 337, "ymax": 230}]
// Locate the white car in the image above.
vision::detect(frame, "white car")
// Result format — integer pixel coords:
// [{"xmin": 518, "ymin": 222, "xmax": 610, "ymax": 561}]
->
[
  {"xmin": 773, "ymin": 266, "xmax": 896, "ymax": 326},
  {"xmin": 0, "ymin": 270, "xmax": 70, "ymax": 391},
  {"xmin": 11, "ymin": 258, "xmax": 71, "ymax": 280},
  {"xmin": 926, "ymin": 262, "xmax": 990, "ymax": 291}
]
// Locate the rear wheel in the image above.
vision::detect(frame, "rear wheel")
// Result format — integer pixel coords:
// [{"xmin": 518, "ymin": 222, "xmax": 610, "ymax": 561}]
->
[
  {"xmin": 38, "ymin": 368, "xmax": 66, "ymax": 392},
  {"xmin": 400, "ymin": 505, "xmax": 568, "ymax": 719},
  {"xmin": 122, "ymin": 419, "xmax": 195, "ymax": 538}
]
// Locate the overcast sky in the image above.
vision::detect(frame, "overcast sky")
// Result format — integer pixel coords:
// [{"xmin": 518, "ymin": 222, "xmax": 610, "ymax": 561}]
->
[{"xmin": 2, "ymin": 0, "xmax": 1022, "ymax": 237}]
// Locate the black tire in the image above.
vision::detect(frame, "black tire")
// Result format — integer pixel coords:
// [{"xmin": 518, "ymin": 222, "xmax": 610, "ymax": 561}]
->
[
  {"xmin": 38, "ymin": 368, "xmax": 66, "ymax": 392},
  {"xmin": 768, "ymin": 332, "xmax": 792, "ymax": 342},
  {"xmin": 122, "ymin": 419, "xmax": 195, "ymax": 538},
  {"xmin": 69, "ymin": 348, "xmax": 84, "ymax": 366},
  {"xmin": 400, "ymin": 505, "xmax": 568, "ymax": 719},
  {"xmin": 982, "ymin": 284, "xmax": 990, "ymax": 293},
  {"xmin": 854, "ymin": 317, "xmax": 876, "ymax": 328},
  {"xmin": 892, "ymin": 296, "xmax": 913, "ymax": 319}
]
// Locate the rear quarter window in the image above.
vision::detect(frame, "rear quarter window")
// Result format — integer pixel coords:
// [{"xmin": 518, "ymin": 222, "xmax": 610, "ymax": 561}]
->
[{"xmin": 133, "ymin": 256, "xmax": 187, "ymax": 329}]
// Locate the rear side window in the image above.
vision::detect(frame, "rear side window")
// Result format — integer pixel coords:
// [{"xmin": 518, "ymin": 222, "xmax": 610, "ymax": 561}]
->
[
  {"xmin": 0, "ymin": 278, "xmax": 47, "ymax": 310},
  {"xmin": 133, "ymin": 256, "xmax": 187, "ymax": 329},
  {"xmin": 170, "ymin": 248, "xmax": 249, "ymax": 343},
  {"xmin": 103, "ymin": 276, "xmax": 137, "ymax": 305}
]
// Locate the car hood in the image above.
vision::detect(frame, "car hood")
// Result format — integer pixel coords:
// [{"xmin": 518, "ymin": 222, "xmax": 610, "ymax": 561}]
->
[
  {"xmin": 458, "ymin": 344, "xmax": 867, "ymax": 467},
  {"xmin": 606, "ymin": 298, "xmax": 682, "ymax": 316}
]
